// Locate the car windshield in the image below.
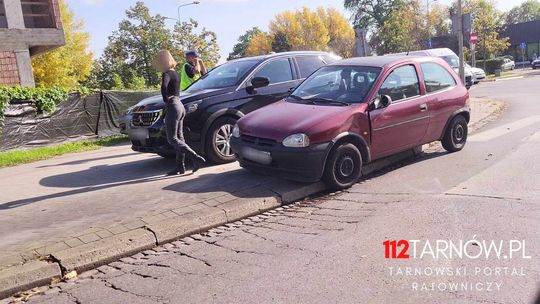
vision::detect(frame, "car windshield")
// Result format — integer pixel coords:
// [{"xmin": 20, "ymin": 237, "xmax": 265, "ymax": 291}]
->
[
  {"xmin": 185, "ymin": 59, "xmax": 259, "ymax": 92},
  {"xmin": 439, "ymin": 55, "xmax": 460, "ymax": 69},
  {"xmin": 289, "ymin": 66, "xmax": 381, "ymax": 104}
]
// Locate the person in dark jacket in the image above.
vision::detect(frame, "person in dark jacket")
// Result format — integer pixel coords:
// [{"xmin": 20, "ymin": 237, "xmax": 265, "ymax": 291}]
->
[{"xmin": 157, "ymin": 50, "xmax": 205, "ymax": 176}]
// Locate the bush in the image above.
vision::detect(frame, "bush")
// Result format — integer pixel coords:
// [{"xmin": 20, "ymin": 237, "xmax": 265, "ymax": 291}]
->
[
  {"xmin": 0, "ymin": 86, "xmax": 70, "ymax": 127},
  {"xmin": 476, "ymin": 58, "xmax": 505, "ymax": 74}
]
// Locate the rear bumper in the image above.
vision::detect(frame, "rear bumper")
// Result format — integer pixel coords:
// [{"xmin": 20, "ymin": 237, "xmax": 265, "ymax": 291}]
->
[{"xmin": 230, "ymin": 136, "xmax": 331, "ymax": 183}]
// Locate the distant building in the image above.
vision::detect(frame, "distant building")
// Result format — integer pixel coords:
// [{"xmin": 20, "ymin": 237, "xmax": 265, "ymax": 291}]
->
[
  {"xmin": 0, "ymin": 0, "xmax": 65, "ymax": 86},
  {"xmin": 500, "ymin": 20, "xmax": 540, "ymax": 61}
]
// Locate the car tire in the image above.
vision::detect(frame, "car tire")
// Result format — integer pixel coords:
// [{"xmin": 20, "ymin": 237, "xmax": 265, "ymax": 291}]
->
[
  {"xmin": 442, "ymin": 115, "xmax": 468, "ymax": 153},
  {"xmin": 323, "ymin": 143, "xmax": 362, "ymax": 190},
  {"xmin": 205, "ymin": 116, "xmax": 238, "ymax": 164}
]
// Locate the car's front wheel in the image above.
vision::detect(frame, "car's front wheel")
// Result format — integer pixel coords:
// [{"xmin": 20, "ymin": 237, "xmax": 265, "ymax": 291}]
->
[
  {"xmin": 323, "ymin": 143, "xmax": 362, "ymax": 190},
  {"xmin": 442, "ymin": 115, "xmax": 468, "ymax": 152},
  {"xmin": 205, "ymin": 117, "xmax": 238, "ymax": 164}
]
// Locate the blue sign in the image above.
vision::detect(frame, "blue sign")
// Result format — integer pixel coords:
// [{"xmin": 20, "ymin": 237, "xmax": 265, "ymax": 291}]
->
[{"xmin": 520, "ymin": 42, "xmax": 526, "ymax": 49}]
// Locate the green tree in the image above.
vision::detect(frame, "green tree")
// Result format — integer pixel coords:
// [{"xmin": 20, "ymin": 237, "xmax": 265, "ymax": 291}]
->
[
  {"xmin": 376, "ymin": 0, "xmax": 424, "ymax": 54},
  {"xmin": 171, "ymin": 19, "xmax": 220, "ymax": 68},
  {"xmin": 31, "ymin": 0, "xmax": 93, "ymax": 88},
  {"xmin": 344, "ymin": 0, "xmax": 404, "ymax": 29},
  {"xmin": 90, "ymin": 1, "xmax": 172, "ymax": 90},
  {"xmin": 455, "ymin": 0, "xmax": 509, "ymax": 64},
  {"xmin": 506, "ymin": 0, "xmax": 540, "ymax": 24},
  {"xmin": 228, "ymin": 27, "xmax": 262, "ymax": 60}
]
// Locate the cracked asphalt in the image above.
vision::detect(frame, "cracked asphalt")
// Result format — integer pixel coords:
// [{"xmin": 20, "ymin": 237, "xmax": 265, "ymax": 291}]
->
[{"xmin": 10, "ymin": 77, "xmax": 540, "ymax": 303}]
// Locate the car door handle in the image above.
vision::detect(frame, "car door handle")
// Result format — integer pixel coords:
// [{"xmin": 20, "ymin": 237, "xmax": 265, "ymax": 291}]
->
[{"xmin": 420, "ymin": 104, "xmax": 428, "ymax": 112}]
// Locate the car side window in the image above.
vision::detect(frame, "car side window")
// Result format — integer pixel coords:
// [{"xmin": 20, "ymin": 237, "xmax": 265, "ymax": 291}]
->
[
  {"xmin": 378, "ymin": 65, "xmax": 420, "ymax": 102},
  {"xmin": 296, "ymin": 56, "xmax": 325, "ymax": 78},
  {"xmin": 421, "ymin": 62, "xmax": 456, "ymax": 93},
  {"xmin": 253, "ymin": 58, "xmax": 293, "ymax": 85}
]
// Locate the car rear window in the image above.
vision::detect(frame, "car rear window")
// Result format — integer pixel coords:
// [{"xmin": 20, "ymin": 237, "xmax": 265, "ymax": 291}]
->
[
  {"xmin": 296, "ymin": 56, "xmax": 326, "ymax": 78},
  {"xmin": 421, "ymin": 62, "xmax": 456, "ymax": 93}
]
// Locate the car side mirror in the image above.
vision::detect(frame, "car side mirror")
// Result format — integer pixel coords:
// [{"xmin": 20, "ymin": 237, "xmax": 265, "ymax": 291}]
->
[
  {"xmin": 247, "ymin": 76, "xmax": 270, "ymax": 94},
  {"xmin": 369, "ymin": 95, "xmax": 392, "ymax": 111}
]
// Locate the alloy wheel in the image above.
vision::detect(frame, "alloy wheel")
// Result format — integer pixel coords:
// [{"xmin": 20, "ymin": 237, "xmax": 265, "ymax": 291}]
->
[{"xmin": 215, "ymin": 124, "xmax": 234, "ymax": 157}]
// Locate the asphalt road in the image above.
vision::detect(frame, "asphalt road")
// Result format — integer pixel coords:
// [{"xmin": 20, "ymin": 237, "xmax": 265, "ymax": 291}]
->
[{"xmin": 18, "ymin": 76, "xmax": 540, "ymax": 304}]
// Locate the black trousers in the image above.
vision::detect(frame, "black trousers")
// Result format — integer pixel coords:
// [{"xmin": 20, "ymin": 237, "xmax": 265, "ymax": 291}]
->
[{"xmin": 164, "ymin": 97, "xmax": 199, "ymax": 167}]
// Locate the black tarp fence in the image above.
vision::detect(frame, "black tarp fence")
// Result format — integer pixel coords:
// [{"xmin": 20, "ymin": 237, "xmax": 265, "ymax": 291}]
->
[{"xmin": 0, "ymin": 90, "xmax": 159, "ymax": 151}]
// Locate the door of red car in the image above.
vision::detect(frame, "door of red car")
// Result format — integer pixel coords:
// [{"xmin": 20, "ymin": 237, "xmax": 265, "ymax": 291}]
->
[
  {"xmin": 419, "ymin": 61, "xmax": 460, "ymax": 142},
  {"xmin": 369, "ymin": 64, "xmax": 429, "ymax": 158}
]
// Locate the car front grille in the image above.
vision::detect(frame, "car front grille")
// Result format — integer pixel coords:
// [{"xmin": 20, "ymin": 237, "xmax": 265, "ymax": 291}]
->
[
  {"xmin": 241, "ymin": 135, "xmax": 277, "ymax": 147},
  {"xmin": 132, "ymin": 111, "xmax": 161, "ymax": 127}
]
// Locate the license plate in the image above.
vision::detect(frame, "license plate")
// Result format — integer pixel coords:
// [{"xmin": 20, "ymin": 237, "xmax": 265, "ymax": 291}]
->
[
  {"xmin": 129, "ymin": 128, "xmax": 149, "ymax": 140},
  {"xmin": 242, "ymin": 147, "xmax": 272, "ymax": 165}
]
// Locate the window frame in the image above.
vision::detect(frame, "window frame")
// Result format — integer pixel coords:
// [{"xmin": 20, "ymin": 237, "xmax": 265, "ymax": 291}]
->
[
  {"xmin": 21, "ymin": 0, "xmax": 55, "ymax": 29},
  {"xmin": 239, "ymin": 57, "xmax": 296, "ymax": 89},
  {"xmin": 378, "ymin": 64, "xmax": 422, "ymax": 104},
  {"xmin": 420, "ymin": 62, "xmax": 457, "ymax": 95},
  {"xmin": 294, "ymin": 55, "xmax": 326, "ymax": 79}
]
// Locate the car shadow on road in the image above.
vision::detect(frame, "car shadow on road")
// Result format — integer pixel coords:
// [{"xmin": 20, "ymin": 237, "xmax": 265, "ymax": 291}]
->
[
  {"xmin": 0, "ymin": 157, "xmax": 186, "ymax": 211},
  {"xmin": 162, "ymin": 169, "xmax": 276, "ymax": 199},
  {"xmin": 37, "ymin": 152, "xmax": 139, "ymax": 168}
]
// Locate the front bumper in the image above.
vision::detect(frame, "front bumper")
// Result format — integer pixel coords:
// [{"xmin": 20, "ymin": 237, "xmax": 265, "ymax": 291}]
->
[{"xmin": 230, "ymin": 136, "xmax": 332, "ymax": 183}]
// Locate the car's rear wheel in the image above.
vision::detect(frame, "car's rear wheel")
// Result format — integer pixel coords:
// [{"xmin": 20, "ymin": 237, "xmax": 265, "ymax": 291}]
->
[
  {"xmin": 323, "ymin": 143, "xmax": 362, "ymax": 190},
  {"xmin": 205, "ymin": 117, "xmax": 238, "ymax": 164},
  {"xmin": 442, "ymin": 115, "xmax": 468, "ymax": 152}
]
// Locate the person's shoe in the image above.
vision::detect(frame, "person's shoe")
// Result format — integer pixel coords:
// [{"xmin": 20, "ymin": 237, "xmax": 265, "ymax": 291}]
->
[
  {"xmin": 191, "ymin": 155, "xmax": 206, "ymax": 173},
  {"xmin": 166, "ymin": 166, "xmax": 186, "ymax": 176}
]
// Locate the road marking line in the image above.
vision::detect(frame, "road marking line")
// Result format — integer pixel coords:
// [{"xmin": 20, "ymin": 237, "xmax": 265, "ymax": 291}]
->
[
  {"xmin": 469, "ymin": 115, "xmax": 540, "ymax": 142},
  {"xmin": 494, "ymin": 76, "xmax": 524, "ymax": 81}
]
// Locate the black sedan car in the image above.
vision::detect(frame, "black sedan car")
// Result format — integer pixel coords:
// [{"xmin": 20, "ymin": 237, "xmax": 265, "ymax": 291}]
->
[{"xmin": 121, "ymin": 51, "xmax": 340, "ymax": 163}]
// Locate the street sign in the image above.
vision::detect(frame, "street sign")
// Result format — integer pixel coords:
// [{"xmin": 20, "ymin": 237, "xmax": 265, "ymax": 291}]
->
[
  {"xmin": 520, "ymin": 42, "xmax": 527, "ymax": 49},
  {"xmin": 470, "ymin": 32, "xmax": 478, "ymax": 44}
]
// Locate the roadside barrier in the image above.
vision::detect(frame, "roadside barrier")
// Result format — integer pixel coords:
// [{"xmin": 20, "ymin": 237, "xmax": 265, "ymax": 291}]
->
[{"xmin": 0, "ymin": 90, "xmax": 158, "ymax": 151}]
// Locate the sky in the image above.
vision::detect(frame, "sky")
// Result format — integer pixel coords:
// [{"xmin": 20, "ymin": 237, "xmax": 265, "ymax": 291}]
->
[{"xmin": 66, "ymin": 0, "xmax": 526, "ymax": 63}]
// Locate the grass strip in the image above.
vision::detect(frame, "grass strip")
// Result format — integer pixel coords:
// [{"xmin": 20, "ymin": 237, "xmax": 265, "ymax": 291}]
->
[{"xmin": 0, "ymin": 135, "xmax": 128, "ymax": 168}]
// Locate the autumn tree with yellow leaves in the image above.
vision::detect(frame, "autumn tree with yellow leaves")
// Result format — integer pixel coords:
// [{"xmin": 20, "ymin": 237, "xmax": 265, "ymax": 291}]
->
[
  {"xmin": 244, "ymin": 7, "xmax": 355, "ymax": 58},
  {"xmin": 31, "ymin": 0, "xmax": 93, "ymax": 88}
]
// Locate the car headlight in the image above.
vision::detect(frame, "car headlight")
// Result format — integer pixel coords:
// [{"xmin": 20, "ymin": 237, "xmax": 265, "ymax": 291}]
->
[
  {"xmin": 186, "ymin": 100, "xmax": 202, "ymax": 114},
  {"xmin": 232, "ymin": 124, "xmax": 240, "ymax": 138},
  {"xmin": 282, "ymin": 133, "xmax": 310, "ymax": 148}
]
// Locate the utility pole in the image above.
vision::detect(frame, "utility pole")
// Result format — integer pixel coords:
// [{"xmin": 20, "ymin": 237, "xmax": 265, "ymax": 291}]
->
[
  {"xmin": 427, "ymin": 0, "xmax": 437, "ymax": 49},
  {"xmin": 457, "ymin": 0, "xmax": 465, "ymax": 84}
]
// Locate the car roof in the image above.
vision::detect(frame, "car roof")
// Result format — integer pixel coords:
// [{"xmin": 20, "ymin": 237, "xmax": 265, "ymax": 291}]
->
[
  {"xmin": 229, "ymin": 51, "xmax": 333, "ymax": 63},
  {"xmin": 331, "ymin": 55, "xmax": 432, "ymax": 68}
]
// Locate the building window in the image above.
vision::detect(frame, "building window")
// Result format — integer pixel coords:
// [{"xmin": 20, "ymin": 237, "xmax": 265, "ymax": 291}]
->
[
  {"xmin": 22, "ymin": 0, "xmax": 55, "ymax": 28},
  {"xmin": 0, "ymin": 0, "xmax": 8, "ymax": 28}
]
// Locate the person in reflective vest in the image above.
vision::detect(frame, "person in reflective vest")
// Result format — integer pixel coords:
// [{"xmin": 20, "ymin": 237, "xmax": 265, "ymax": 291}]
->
[{"xmin": 180, "ymin": 50, "xmax": 207, "ymax": 91}]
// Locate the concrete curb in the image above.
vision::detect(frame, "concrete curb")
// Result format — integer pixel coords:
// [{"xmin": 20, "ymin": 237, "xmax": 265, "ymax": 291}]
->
[
  {"xmin": 0, "ymin": 261, "xmax": 61, "ymax": 299},
  {"xmin": 51, "ymin": 228, "xmax": 156, "ymax": 273}
]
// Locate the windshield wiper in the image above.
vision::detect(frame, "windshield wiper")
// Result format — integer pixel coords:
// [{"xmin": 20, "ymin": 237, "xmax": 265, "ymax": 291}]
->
[
  {"xmin": 289, "ymin": 95, "xmax": 316, "ymax": 104},
  {"xmin": 309, "ymin": 97, "xmax": 350, "ymax": 106}
]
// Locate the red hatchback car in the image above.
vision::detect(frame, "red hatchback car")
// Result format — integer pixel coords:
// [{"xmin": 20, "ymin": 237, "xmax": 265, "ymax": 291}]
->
[{"xmin": 230, "ymin": 56, "xmax": 470, "ymax": 189}]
